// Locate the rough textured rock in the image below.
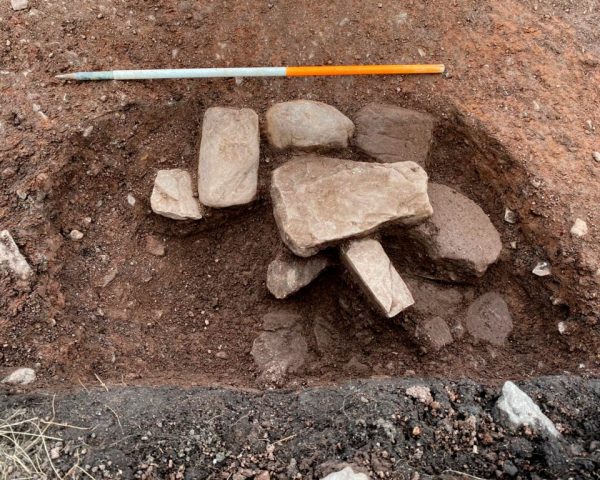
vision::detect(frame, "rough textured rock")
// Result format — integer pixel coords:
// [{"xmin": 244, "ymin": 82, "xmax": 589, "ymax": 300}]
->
[
  {"xmin": 11, "ymin": 0, "xmax": 29, "ymax": 11},
  {"xmin": 145, "ymin": 235, "xmax": 165, "ymax": 256},
  {"xmin": 495, "ymin": 381, "xmax": 560, "ymax": 438},
  {"xmin": 341, "ymin": 238, "xmax": 414, "ymax": 318},
  {"xmin": 198, "ymin": 107, "xmax": 259, "ymax": 207},
  {"xmin": 404, "ymin": 183, "xmax": 502, "ymax": 280},
  {"xmin": 271, "ymin": 156, "xmax": 432, "ymax": 257},
  {"xmin": 354, "ymin": 103, "xmax": 435, "ymax": 165},
  {"xmin": 405, "ymin": 385, "xmax": 434, "ymax": 405},
  {"xmin": 266, "ymin": 100, "xmax": 354, "ymax": 150},
  {"xmin": 413, "ymin": 316, "xmax": 454, "ymax": 351},
  {"xmin": 150, "ymin": 169, "xmax": 203, "ymax": 220},
  {"xmin": 267, "ymin": 252, "xmax": 330, "ymax": 299},
  {"xmin": 1, "ymin": 368, "xmax": 36, "ymax": 385},
  {"xmin": 251, "ymin": 312, "xmax": 308, "ymax": 385},
  {"xmin": 0, "ymin": 230, "xmax": 32, "ymax": 280},
  {"xmin": 466, "ymin": 292, "xmax": 513, "ymax": 346},
  {"xmin": 321, "ymin": 466, "xmax": 370, "ymax": 480}
]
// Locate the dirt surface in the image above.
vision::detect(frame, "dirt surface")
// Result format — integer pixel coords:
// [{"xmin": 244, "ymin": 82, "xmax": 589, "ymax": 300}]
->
[
  {"xmin": 2, "ymin": 376, "xmax": 600, "ymax": 479},
  {"xmin": 1, "ymin": 0, "xmax": 600, "ymax": 390}
]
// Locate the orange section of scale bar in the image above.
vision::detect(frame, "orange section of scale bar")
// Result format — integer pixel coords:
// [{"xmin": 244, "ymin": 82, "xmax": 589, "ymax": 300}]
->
[{"xmin": 286, "ymin": 64, "xmax": 445, "ymax": 77}]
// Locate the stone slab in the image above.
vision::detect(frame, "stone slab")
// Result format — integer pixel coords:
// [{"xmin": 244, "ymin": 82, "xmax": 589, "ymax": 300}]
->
[
  {"xmin": 0, "ymin": 230, "xmax": 32, "ymax": 280},
  {"xmin": 150, "ymin": 169, "xmax": 202, "ymax": 220},
  {"xmin": 267, "ymin": 252, "xmax": 330, "ymax": 299}
]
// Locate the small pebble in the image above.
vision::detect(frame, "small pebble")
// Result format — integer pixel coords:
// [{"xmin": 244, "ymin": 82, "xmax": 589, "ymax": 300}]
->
[
  {"xmin": 532, "ymin": 261, "xmax": 551, "ymax": 277},
  {"xmin": 504, "ymin": 208, "xmax": 517, "ymax": 224},
  {"xmin": 69, "ymin": 230, "xmax": 84, "ymax": 241},
  {"xmin": 11, "ymin": 0, "xmax": 29, "ymax": 11},
  {"xmin": 127, "ymin": 194, "xmax": 136, "ymax": 206},
  {"xmin": 570, "ymin": 218, "xmax": 588, "ymax": 238},
  {"xmin": 593, "ymin": 151, "xmax": 600, "ymax": 163}
]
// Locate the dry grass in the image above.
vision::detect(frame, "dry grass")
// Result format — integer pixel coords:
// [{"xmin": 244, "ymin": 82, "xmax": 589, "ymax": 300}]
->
[{"xmin": 0, "ymin": 401, "xmax": 91, "ymax": 479}]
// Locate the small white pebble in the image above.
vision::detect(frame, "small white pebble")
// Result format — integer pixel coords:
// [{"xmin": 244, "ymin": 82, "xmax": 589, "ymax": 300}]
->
[
  {"xmin": 558, "ymin": 321, "xmax": 566, "ymax": 334},
  {"xmin": 11, "ymin": 0, "xmax": 29, "ymax": 11},
  {"xmin": 69, "ymin": 230, "xmax": 84, "ymax": 241},
  {"xmin": 570, "ymin": 218, "xmax": 588, "ymax": 238},
  {"xmin": 532, "ymin": 261, "xmax": 551, "ymax": 277},
  {"xmin": 504, "ymin": 208, "xmax": 517, "ymax": 224},
  {"xmin": 593, "ymin": 151, "xmax": 600, "ymax": 163},
  {"xmin": 82, "ymin": 126, "xmax": 94, "ymax": 138},
  {"xmin": 127, "ymin": 194, "xmax": 136, "ymax": 206}
]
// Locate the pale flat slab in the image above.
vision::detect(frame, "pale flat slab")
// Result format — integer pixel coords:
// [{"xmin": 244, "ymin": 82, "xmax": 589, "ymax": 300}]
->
[
  {"xmin": 198, "ymin": 107, "xmax": 259, "ymax": 207},
  {"xmin": 267, "ymin": 252, "xmax": 329, "ymax": 299},
  {"xmin": 150, "ymin": 169, "xmax": 202, "ymax": 220},
  {"xmin": 271, "ymin": 156, "xmax": 432, "ymax": 257},
  {"xmin": 341, "ymin": 238, "xmax": 414, "ymax": 318},
  {"xmin": 0, "ymin": 230, "xmax": 32, "ymax": 280}
]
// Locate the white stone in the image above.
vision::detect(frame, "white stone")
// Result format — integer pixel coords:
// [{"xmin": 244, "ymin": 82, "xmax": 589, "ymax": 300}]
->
[
  {"xmin": 271, "ymin": 156, "xmax": 432, "ymax": 257},
  {"xmin": 570, "ymin": 218, "xmax": 588, "ymax": 238},
  {"xmin": 341, "ymin": 238, "xmax": 414, "ymax": 318},
  {"xmin": 267, "ymin": 252, "xmax": 329, "ymax": 299},
  {"xmin": 0, "ymin": 230, "xmax": 32, "ymax": 279},
  {"xmin": 321, "ymin": 467, "xmax": 370, "ymax": 480},
  {"xmin": 151, "ymin": 169, "xmax": 202, "ymax": 220},
  {"xmin": 127, "ymin": 194, "xmax": 136, "ymax": 206},
  {"xmin": 1, "ymin": 368, "xmax": 36, "ymax": 385},
  {"xmin": 532, "ymin": 261, "xmax": 551, "ymax": 277},
  {"xmin": 266, "ymin": 100, "xmax": 354, "ymax": 150},
  {"xmin": 198, "ymin": 107, "xmax": 259, "ymax": 207},
  {"xmin": 593, "ymin": 151, "xmax": 600, "ymax": 163},
  {"xmin": 69, "ymin": 229, "xmax": 84, "ymax": 241},
  {"xmin": 496, "ymin": 381, "xmax": 560, "ymax": 437},
  {"xmin": 406, "ymin": 385, "xmax": 433, "ymax": 404},
  {"xmin": 11, "ymin": 0, "xmax": 29, "ymax": 11}
]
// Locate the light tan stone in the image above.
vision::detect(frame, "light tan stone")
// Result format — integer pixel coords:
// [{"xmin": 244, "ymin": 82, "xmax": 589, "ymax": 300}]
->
[
  {"xmin": 150, "ymin": 169, "xmax": 202, "ymax": 220},
  {"xmin": 341, "ymin": 238, "xmax": 414, "ymax": 318},
  {"xmin": 198, "ymin": 107, "xmax": 259, "ymax": 207},
  {"xmin": 267, "ymin": 252, "xmax": 330, "ymax": 299},
  {"xmin": 271, "ymin": 156, "xmax": 432, "ymax": 257},
  {"xmin": 266, "ymin": 100, "xmax": 354, "ymax": 150},
  {"xmin": 0, "ymin": 230, "xmax": 32, "ymax": 280}
]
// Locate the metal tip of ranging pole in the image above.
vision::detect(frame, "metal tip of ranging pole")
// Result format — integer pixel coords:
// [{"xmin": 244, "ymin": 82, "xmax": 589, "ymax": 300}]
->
[{"xmin": 55, "ymin": 64, "xmax": 446, "ymax": 81}]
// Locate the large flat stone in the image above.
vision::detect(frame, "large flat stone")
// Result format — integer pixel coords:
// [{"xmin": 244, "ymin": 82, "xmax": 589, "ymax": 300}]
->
[
  {"xmin": 266, "ymin": 100, "xmax": 354, "ymax": 150},
  {"xmin": 405, "ymin": 183, "xmax": 502, "ymax": 280},
  {"xmin": 354, "ymin": 103, "xmax": 435, "ymax": 165},
  {"xmin": 271, "ymin": 156, "xmax": 432, "ymax": 257},
  {"xmin": 267, "ymin": 251, "xmax": 330, "ymax": 299},
  {"xmin": 341, "ymin": 238, "xmax": 414, "ymax": 318},
  {"xmin": 198, "ymin": 107, "xmax": 259, "ymax": 207},
  {"xmin": 150, "ymin": 169, "xmax": 203, "ymax": 220},
  {"xmin": 0, "ymin": 230, "xmax": 32, "ymax": 280},
  {"xmin": 466, "ymin": 292, "xmax": 513, "ymax": 346}
]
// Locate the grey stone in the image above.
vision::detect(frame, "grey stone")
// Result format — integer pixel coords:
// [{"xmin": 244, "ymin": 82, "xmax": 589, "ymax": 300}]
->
[
  {"xmin": 1, "ymin": 368, "xmax": 36, "ymax": 385},
  {"xmin": 150, "ymin": 169, "xmax": 202, "ymax": 220},
  {"xmin": 413, "ymin": 316, "xmax": 454, "ymax": 351},
  {"xmin": 405, "ymin": 385, "xmax": 433, "ymax": 404},
  {"xmin": 267, "ymin": 252, "xmax": 329, "ymax": 299},
  {"xmin": 570, "ymin": 218, "xmax": 588, "ymax": 238},
  {"xmin": 198, "ymin": 107, "xmax": 259, "ymax": 207},
  {"xmin": 271, "ymin": 156, "xmax": 432, "ymax": 257},
  {"xmin": 466, "ymin": 292, "xmax": 513, "ymax": 346},
  {"xmin": 11, "ymin": 0, "xmax": 29, "ymax": 11},
  {"xmin": 354, "ymin": 103, "xmax": 435, "ymax": 165},
  {"xmin": 495, "ymin": 381, "xmax": 560, "ymax": 438},
  {"xmin": 266, "ymin": 100, "xmax": 354, "ymax": 150},
  {"xmin": 0, "ymin": 230, "xmax": 32, "ymax": 280},
  {"xmin": 321, "ymin": 466, "xmax": 370, "ymax": 480},
  {"xmin": 405, "ymin": 183, "xmax": 502, "ymax": 280},
  {"xmin": 341, "ymin": 238, "xmax": 414, "ymax": 318},
  {"xmin": 251, "ymin": 312, "xmax": 308, "ymax": 385}
]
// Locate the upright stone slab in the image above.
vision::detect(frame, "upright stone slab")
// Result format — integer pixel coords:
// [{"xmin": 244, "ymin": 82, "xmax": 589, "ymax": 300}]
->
[
  {"xmin": 267, "ymin": 251, "xmax": 330, "ymax": 299},
  {"xmin": 150, "ymin": 169, "xmax": 203, "ymax": 220},
  {"xmin": 266, "ymin": 100, "xmax": 354, "ymax": 150},
  {"xmin": 354, "ymin": 103, "xmax": 436, "ymax": 165},
  {"xmin": 405, "ymin": 183, "xmax": 502, "ymax": 280},
  {"xmin": 271, "ymin": 156, "xmax": 432, "ymax": 257},
  {"xmin": 341, "ymin": 238, "xmax": 414, "ymax": 318},
  {"xmin": 198, "ymin": 107, "xmax": 259, "ymax": 207},
  {"xmin": 0, "ymin": 230, "xmax": 32, "ymax": 280}
]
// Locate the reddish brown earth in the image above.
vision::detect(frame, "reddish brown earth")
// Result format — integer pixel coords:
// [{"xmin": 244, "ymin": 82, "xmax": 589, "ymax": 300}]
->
[{"xmin": 1, "ymin": 0, "xmax": 599, "ymax": 391}]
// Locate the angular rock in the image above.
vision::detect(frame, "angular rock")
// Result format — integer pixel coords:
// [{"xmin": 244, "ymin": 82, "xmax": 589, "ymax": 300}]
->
[
  {"xmin": 354, "ymin": 103, "xmax": 435, "ymax": 165},
  {"xmin": 570, "ymin": 218, "xmax": 588, "ymax": 238},
  {"xmin": 341, "ymin": 238, "xmax": 414, "ymax": 318},
  {"xmin": 466, "ymin": 292, "xmax": 513, "ymax": 346},
  {"xmin": 405, "ymin": 385, "xmax": 434, "ymax": 404},
  {"xmin": 0, "ymin": 230, "xmax": 32, "ymax": 280},
  {"xmin": 150, "ymin": 169, "xmax": 202, "ymax": 220},
  {"xmin": 495, "ymin": 381, "xmax": 560, "ymax": 438},
  {"xmin": 266, "ymin": 100, "xmax": 354, "ymax": 150},
  {"xmin": 267, "ymin": 251, "xmax": 330, "ymax": 299},
  {"xmin": 1, "ymin": 368, "xmax": 36, "ymax": 385},
  {"xmin": 413, "ymin": 316, "xmax": 454, "ymax": 351},
  {"xmin": 405, "ymin": 183, "xmax": 502, "ymax": 280},
  {"xmin": 11, "ymin": 0, "xmax": 29, "ymax": 11},
  {"xmin": 145, "ymin": 235, "xmax": 165, "ymax": 256},
  {"xmin": 198, "ymin": 107, "xmax": 259, "ymax": 207},
  {"xmin": 251, "ymin": 312, "xmax": 308, "ymax": 385},
  {"xmin": 322, "ymin": 466, "xmax": 370, "ymax": 480},
  {"xmin": 271, "ymin": 156, "xmax": 432, "ymax": 257}
]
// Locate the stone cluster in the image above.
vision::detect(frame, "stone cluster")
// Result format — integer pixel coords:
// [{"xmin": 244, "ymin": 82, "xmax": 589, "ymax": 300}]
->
[{"xmin": 149, "ymin": 100, "xmax": 506, "ymax": 377}]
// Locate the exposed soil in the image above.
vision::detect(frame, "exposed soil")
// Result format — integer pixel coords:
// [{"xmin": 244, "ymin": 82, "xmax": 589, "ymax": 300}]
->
[{"xmin": 1, "ymin": 0, "xmax": 600, "ymax": 392}]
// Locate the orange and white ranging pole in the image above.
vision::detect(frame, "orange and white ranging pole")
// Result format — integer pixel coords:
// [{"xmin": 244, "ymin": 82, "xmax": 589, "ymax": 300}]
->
[{"xmin": 56, "ymin": 64, "xmax": 445, "ymax": 81}]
